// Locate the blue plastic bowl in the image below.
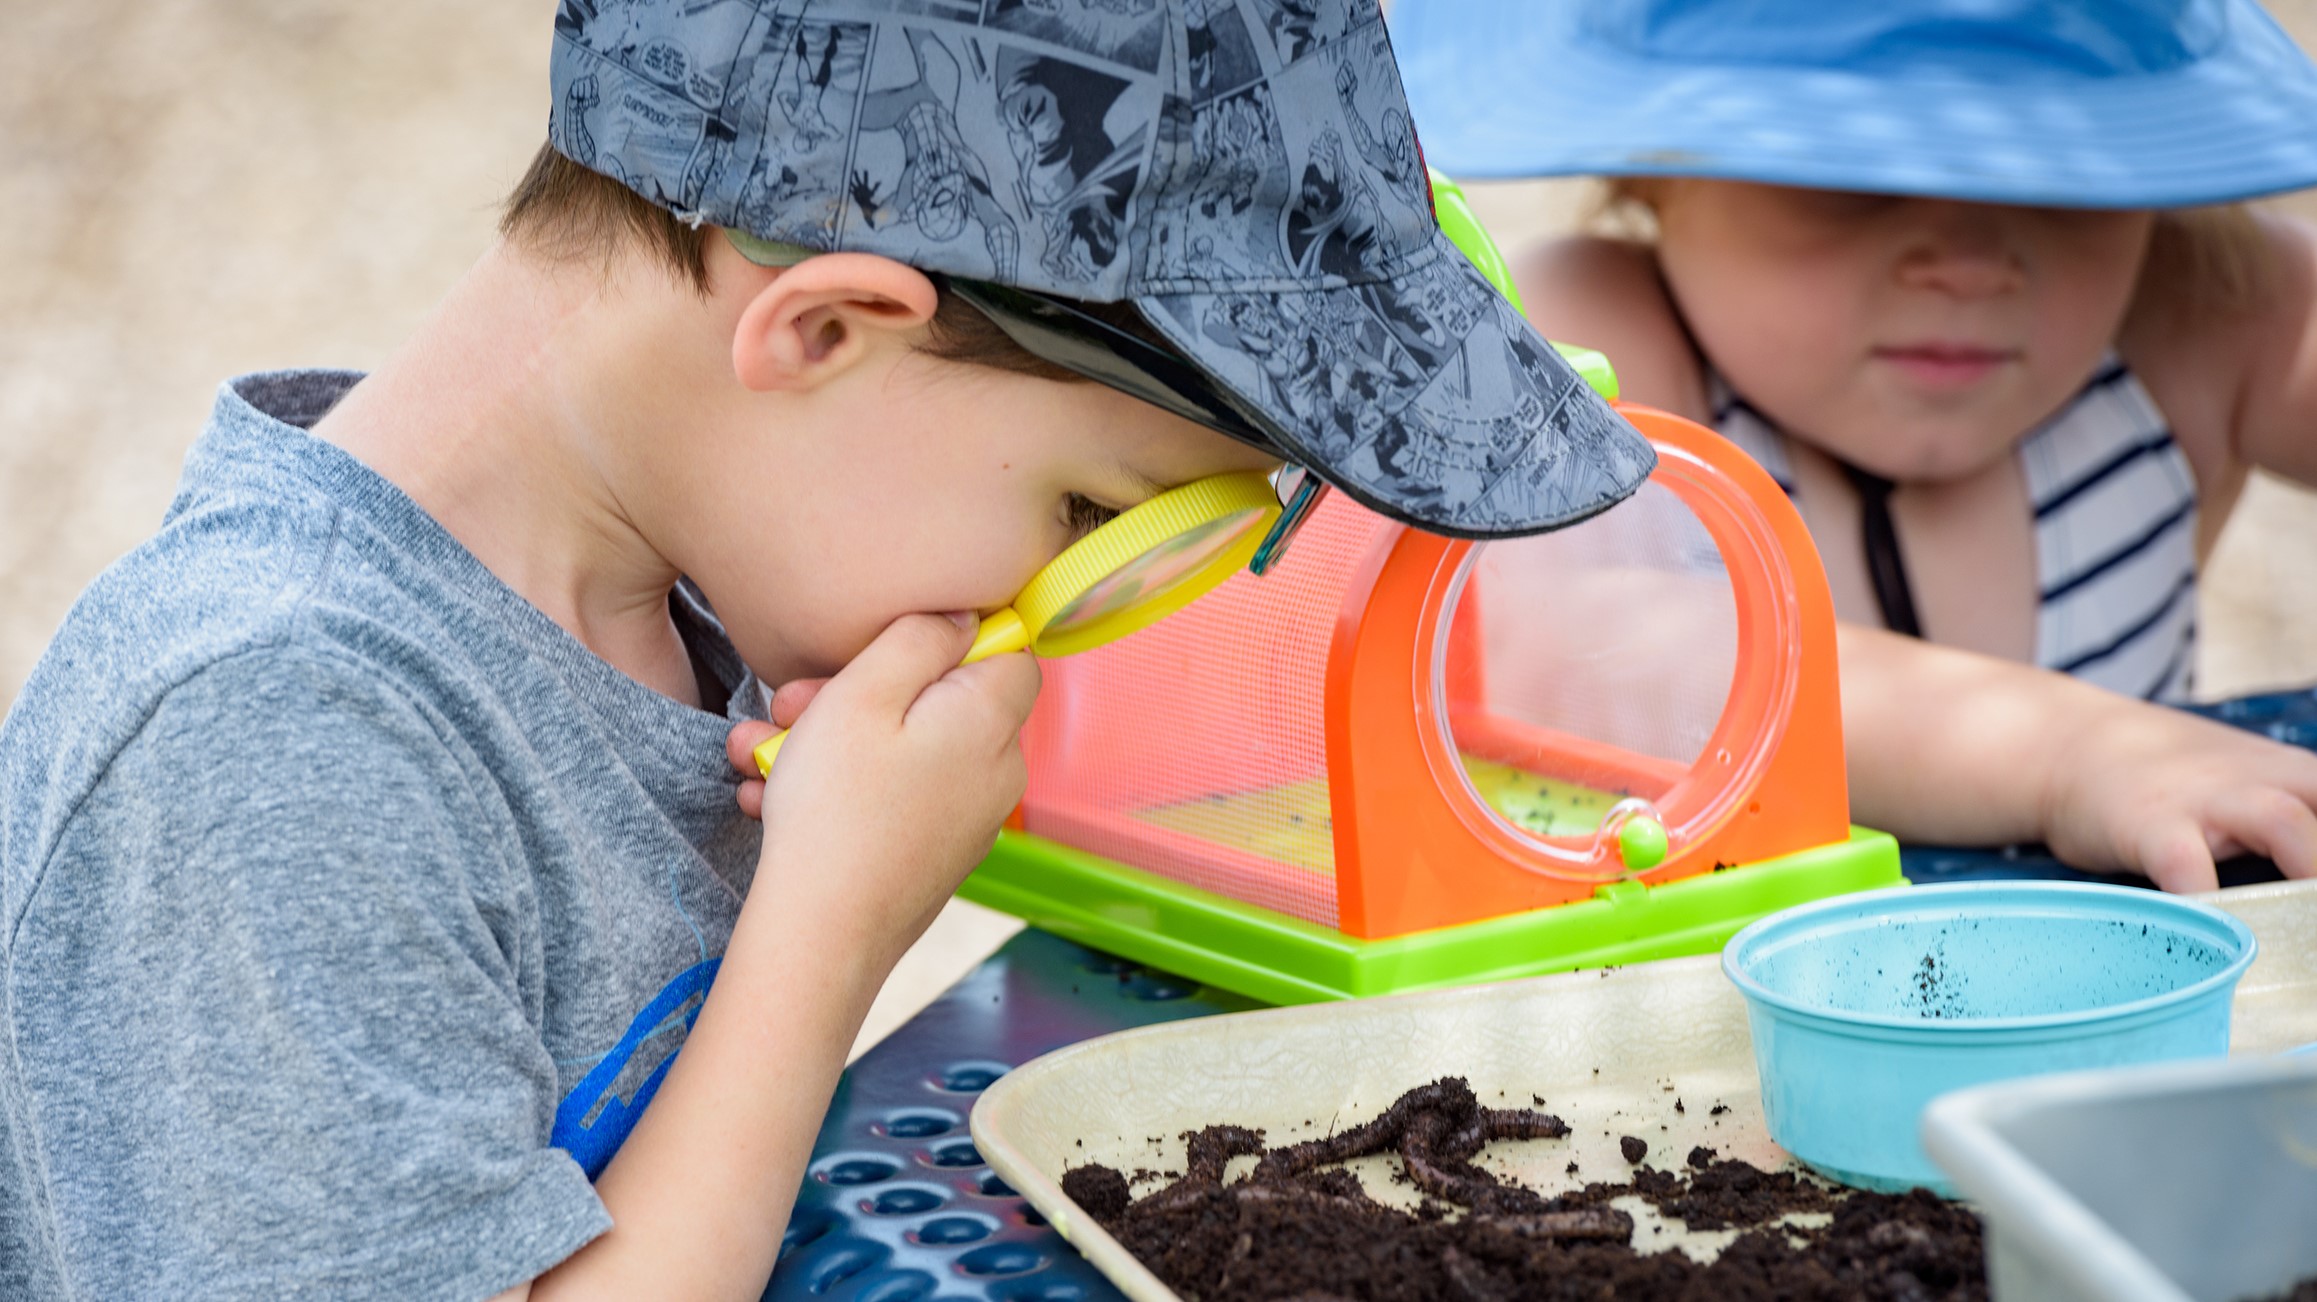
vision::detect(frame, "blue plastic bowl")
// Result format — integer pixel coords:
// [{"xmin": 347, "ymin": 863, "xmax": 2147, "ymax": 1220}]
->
[{"xmin": 1723, "ymin": 882, "xmax": 2257, "ymax": 1193}]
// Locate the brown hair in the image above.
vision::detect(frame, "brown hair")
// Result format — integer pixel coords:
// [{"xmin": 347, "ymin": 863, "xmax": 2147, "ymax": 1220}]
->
[
  {"xmin": 499, "ymin": 143, "xmax": 1159, "ymax": 380},
  {"xmin": 1586, "ymin": 176, "xmax": 2277, "ymax": 317}
]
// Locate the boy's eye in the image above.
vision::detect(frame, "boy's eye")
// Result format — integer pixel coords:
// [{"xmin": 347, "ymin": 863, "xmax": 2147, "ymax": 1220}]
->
[{"xmin": 1062, "ymin": 493, "xmax": 1121, "ymax": 541}]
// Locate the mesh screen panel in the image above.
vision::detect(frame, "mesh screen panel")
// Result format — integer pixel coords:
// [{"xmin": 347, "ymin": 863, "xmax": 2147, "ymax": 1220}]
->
[{"xmin": 1019, "ymin": 494, "xmax": 1391, "ymax": 928}]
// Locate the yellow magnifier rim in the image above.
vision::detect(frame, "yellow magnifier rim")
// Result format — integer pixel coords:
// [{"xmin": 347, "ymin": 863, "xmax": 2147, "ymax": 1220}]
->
[{"xmin": 1015, "ymin": 469, "xmax": 1279, "ymax": 655}]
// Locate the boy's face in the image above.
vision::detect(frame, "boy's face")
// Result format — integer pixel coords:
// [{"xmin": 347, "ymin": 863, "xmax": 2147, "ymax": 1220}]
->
[
  {"xmin": 1652, "ymin": 180, "xmax": 2153, "ymax": 481},
  {"xmin": 671, "ymin": 332, "xmax": 1279, "ymax": 686}
]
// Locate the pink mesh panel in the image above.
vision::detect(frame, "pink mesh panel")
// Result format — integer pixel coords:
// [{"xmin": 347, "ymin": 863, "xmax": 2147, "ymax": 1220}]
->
[{"xmin": 1019, "ymin": 494, "xmax": 1391, "ymax": 927}]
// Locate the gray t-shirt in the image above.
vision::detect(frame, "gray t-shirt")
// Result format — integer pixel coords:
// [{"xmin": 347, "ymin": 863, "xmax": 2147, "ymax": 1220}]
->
[{"xmin": 0, "ymin": 371, "xmax": 767, "ymax": 1299}]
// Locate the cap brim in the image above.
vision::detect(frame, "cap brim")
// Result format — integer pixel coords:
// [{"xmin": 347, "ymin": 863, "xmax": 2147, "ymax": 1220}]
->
[
  {"xmin": 1132, "ymin": 233, "xmax": 1655, "ymax": 540},
  {"xmin": 1393, "ymin": 0, "xmax": 2317, "ymax": 210}
]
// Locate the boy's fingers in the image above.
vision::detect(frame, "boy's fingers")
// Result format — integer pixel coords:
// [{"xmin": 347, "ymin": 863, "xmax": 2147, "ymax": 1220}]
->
[
  {"xmin": 769, "ymin": 677, "xmax": 829, "ymax": 729},
  {"xmin": 771, "ymin": 683, "xmax": 826, "ymax": 730},
  {"xmin": 2212, "ymin": 787, "xmax": 2317, "ymax": 880},
  {"xmin": 2138, "ymin": 819, "xmax": 2219, "ymax": 894},
  {"xmin": 736, "ymin": 778, "xmax": 765, "ymax": 821},
  {"xmin": 727, "ymin": 720, "xmax": 781, "ymax": 776},
  {"xmin": 825, "ymin": 612, "xmax": 977, "ymax": 713},
  {"xmin": 940, "ymin": 651, "xmax": 1043, "ymax": 735}
]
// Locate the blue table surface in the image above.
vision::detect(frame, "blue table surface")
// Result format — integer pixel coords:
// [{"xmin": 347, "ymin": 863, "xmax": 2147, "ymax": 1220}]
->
[{"xmin": 763, "ymin": 688, "xmax": 2317, "ymax": 1302}]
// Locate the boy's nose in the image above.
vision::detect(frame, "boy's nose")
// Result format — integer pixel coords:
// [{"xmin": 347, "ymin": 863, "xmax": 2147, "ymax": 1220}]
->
[{"xmin": 1894, "ymin": 204, "xmax": 2024, "ymax": 299}]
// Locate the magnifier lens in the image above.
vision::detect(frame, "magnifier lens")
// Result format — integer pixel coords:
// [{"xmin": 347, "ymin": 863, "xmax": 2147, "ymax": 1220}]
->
[{"xmin": 1043, "ymin": 507, "xmax": 1270, "ymax": 635}]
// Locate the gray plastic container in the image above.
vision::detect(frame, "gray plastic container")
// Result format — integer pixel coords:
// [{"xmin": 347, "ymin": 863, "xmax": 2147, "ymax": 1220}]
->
[{"xmin": 1923, "ymin": 1053, "xmax": 2317, "ymax": 1302}]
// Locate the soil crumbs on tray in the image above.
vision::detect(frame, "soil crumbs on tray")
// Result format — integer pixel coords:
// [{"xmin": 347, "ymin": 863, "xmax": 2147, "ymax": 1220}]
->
[{"xmin": 1061, "ymin": 1077, "xmax": 1984, "ymax": 1301}]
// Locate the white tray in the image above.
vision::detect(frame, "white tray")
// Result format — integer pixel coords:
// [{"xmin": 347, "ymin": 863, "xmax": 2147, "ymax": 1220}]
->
[{"xmin": 970, "ymin": 880, "xmax": 2317, "ymax": 1302}]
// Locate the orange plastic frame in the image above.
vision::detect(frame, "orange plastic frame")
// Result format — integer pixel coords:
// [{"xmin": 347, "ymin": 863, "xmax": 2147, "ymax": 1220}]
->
[{"xmin": 1323, "ymin": 403, "xmax": 1851, "ymax": 938}]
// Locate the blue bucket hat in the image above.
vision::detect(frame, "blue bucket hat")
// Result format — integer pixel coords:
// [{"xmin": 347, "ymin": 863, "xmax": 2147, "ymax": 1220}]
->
[
  {"xmin": 1391, "ymin": 0, "xmax": 2317, "ymax": 210},
  {"xmin": 545, "ymin": 0, "xmax": 1655, "ymax": 540}
]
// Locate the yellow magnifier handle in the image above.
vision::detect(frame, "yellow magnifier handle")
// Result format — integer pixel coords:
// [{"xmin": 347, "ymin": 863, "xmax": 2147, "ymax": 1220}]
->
[
  {"xmin": 964, "ymin": 607, "xmax": 1031, "ymax": 662},
  {"xmin": 752, "ymin": 608, "xmax": 1033, "ymax": 778}
]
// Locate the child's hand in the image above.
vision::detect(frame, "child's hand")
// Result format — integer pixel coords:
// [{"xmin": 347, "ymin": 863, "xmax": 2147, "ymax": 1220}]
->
[
  {"xmin": 726, "ymin": 611, "xmax": 1040, "ymax": 967},
  {"xmin": 2040, "ymin": 704, "xmax": 2317, "ymax": 893},
  {"xmin": 1843, "ymin": 626, "xmax": 2317, "ymax": 894}
]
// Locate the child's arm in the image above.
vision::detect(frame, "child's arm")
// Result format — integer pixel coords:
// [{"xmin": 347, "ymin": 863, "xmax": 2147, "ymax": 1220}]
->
[
  {"xmin": 2205, "ymin": 214, "xmax": 2317, "ymax": 487},
  {"xmin": 1512, "ymin": 237, "xmax": 1714, "ymax": 422},
  {"xmin": 1840, "ymin": 624, "xmax": 2317, "ymax": 891},
  {"xmin": 2234, "ymin": 215, "xmax": 2317, "ymax": 484},
  {"xmin": 1516, "ymin": 235, "xmax": 2317, "ymax": 892},
  {"xmin": 2126, "ymin": 213, "xmax": 2317, "ymax": 496},
  {"xmin": 517, "ymin": 612, "xmax": 1039, "ymax": 1302}
]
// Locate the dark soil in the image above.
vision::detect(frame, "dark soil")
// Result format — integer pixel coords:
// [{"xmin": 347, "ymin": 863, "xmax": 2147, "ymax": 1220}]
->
[{"xmin": 1066, "ymin": 1076, "xmax": 1985, "ymax": 1301}]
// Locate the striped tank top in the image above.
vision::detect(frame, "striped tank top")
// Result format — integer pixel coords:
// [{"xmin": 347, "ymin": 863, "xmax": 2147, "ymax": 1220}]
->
[{"xmin": 1711, "ymin": 357, "xmax": 2200, "ymax": 703}]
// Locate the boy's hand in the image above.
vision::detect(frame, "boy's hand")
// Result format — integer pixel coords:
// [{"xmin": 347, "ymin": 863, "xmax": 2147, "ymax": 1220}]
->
[
  {"xmin": 728, "ymin": 611, "xmax": 1039, "ymax": 967},
  {"xmin": 729, "ymin": 679, "xmax": 830, "ymax": 821},
  {"xmin": 2041, "ymin": 703, "xmax": 2317, "ymax": 893}
]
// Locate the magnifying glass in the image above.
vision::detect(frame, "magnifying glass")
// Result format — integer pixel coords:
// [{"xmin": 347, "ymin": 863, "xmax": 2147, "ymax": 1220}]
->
[{"xmin": 754, "ymin": 469, "xmax": 1282, "ymax": 776}]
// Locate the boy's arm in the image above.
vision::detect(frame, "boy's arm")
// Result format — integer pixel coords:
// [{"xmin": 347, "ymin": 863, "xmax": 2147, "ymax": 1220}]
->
[
  {"xmin": 1839, "ymin": 624, "xmax": 2317, "ymax": 891},
  {"xmin": 522, "ymin": 612, "xmax": 1038, "ymax": 1302}
]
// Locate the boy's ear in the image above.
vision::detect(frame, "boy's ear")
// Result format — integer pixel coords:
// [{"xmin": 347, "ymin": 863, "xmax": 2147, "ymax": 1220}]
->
[{"xmin": 727, "ymin": 253, "xmax": 940, "ymax": 393}]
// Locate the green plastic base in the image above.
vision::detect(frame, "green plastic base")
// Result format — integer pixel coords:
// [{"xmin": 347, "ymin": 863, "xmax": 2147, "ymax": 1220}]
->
[{"xmin": 959, "ymin": 829, "xmax": 1905, "ymax": 1006}]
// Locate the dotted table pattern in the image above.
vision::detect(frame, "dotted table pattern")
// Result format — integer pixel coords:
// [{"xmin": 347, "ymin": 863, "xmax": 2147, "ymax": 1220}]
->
[
  {"xmin": 766, "ymin": 938, "xmax": 1258, "ymax": 1302},
  {"xmin": 761, "ymin": 688, "xmax": 2317, "ymax": 1302}
]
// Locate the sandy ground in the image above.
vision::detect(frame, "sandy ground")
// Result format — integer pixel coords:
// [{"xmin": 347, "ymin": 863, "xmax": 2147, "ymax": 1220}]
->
[{"xmin": 5, "ymin": 2, "xmax": 2315, "ymax": 1054}]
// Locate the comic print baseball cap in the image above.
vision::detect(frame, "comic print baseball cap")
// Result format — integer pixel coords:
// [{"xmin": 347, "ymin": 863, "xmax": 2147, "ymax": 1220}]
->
[{"xmin": 548, "ymin": 0, "xmax": 1655, "ymax": 539}]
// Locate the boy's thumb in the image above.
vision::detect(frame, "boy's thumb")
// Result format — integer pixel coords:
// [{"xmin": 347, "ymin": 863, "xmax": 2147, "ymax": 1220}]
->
[{"xmin": 830, "ymin": 611, "xmax": 978, "ymax": 710}]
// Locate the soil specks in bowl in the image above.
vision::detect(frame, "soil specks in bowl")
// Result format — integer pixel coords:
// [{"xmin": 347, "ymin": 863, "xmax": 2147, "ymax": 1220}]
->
[
  {"xmin": 1753, "ymin": 910, "xmax": 2237, "ymax": 1021},
  {"xmin": 1911, "ymin": 945, "xmax": 1968, "ymax": 1020}
]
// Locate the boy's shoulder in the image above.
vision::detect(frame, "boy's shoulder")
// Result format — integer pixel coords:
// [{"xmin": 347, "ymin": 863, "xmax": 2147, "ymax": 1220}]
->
[
  {"xmin": 18, "ymin": 371, "xmax": 489, "ymax": 702},
  {"xmin": 0, "ymin": 372, "xmax": 534, "ymax": 906}
]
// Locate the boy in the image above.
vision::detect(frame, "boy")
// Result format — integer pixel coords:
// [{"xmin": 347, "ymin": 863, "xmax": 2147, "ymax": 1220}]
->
[{"xmin": 0, "ymin": 1, "xmax": 1651, "ymax": 1297}]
